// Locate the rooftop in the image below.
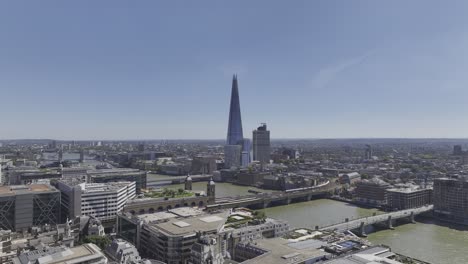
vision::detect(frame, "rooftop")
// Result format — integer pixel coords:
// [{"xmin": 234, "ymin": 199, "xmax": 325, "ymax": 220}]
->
[
  {"xmin": 0, "ymin": 184, "xmax": 58, "ymax": 196},
  {"xmin": 387, "ymin": 187, "xmax": 431, "ymax": 194},
  {"xmin": 59, "ymin": 179, "xmax": 134, "ymax": 193},
  {"xmin": 146, "ymin": 211, "xmax": 229, "ymax": 236},
  {"xmin": 13, "ymin": 243, "xmax": 105, "ymax": 264},
  {"xmin": 240, "ymin": 237, "xmax": 329, "ymax": 264},
  {"xmin": 323, "ymin": 246, "xmax": 404, "ymax": 264}
]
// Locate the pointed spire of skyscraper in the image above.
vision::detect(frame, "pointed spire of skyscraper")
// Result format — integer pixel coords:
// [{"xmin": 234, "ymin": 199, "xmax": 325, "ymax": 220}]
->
[{"xmin": 226, "ymin": 74, "xmax": 244, "ymax": 145}]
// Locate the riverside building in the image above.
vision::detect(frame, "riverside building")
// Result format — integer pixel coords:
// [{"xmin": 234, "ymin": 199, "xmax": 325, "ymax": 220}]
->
[{"xmin": 433, "ymin": 177, "xmax": 468, "ymax": 225}]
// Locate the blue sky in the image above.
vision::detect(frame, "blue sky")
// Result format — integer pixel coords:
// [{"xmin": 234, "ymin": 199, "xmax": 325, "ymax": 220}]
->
[{"xmin": 2, "ymin": 1, "xmax": 468, "ymax": 140}]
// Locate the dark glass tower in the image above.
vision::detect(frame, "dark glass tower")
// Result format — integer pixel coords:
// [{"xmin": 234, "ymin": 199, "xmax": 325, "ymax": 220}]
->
[{"xmin": 226, "ymin": 74, "xmax": 244, "ymax": 145}]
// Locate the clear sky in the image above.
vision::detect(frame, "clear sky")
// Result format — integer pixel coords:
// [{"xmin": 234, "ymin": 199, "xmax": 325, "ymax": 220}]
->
[{"xmin": 2, "ymin": 1, "xmax": 468, "ymax": 140}]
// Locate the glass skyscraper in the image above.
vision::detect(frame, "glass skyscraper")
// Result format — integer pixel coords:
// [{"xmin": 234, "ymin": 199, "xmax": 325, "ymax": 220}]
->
[
  {"xmin": 226, "ymin": 74, "xmax": 244, "ymax": 145},
  {"xmin": 225, "ymin": 75, "xmax": 250, "ymax": 168}
]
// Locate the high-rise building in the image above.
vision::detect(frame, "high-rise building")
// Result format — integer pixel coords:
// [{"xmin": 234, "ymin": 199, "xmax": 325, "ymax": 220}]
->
[
  {"xmin": 253, "ymin": 123, "xmax": 271, "ymax": 165},
  {"xmin": 226, "ymin": 75, "xmax": 243, "ymax": 146},
  {"xmin": 364, "ymin": 144, "xmax": 373, "ymax": 160},
  {"xmin": 225, "ymin": 75, "xmax": 250, "ymax": 168},
  {"xmin": 433, "ymin": 178, "xmax": 468, "ymax": 225}
]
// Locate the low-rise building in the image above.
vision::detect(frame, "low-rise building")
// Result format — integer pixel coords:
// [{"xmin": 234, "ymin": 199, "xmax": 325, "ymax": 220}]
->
[
  {"xmin": 105, "ymin": 239, "xmax": 141, "ymax": 264},
  {"xmin": 12, "ymin": 243, "xmax": 107, "ymax": 264},
  {"xmin": 229, "ymin": 218, "xmax": 289, "ymax": 242},
  {"xmin": 233, "ymin": 237, "xmax": 329, "ymax": 264}
]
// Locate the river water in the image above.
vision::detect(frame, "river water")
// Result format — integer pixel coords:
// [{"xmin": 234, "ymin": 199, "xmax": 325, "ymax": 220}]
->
[{"xmin": 149, "ymin": 176, "xmax": 468, "ymax": 264}]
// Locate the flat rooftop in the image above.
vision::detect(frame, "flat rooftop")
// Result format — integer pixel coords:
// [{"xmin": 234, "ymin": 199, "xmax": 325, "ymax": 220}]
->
[
  {"xmin": 147, "ymin": 211, "xmax": 229, "ymax": 236},
  {"xmin": 136, "ymin": 211, "xmax": 178, "ymax": 224},
  {"xmin": 0, "ymin": 184, "xmax": 58, "ymax": 196},
  {"xmin": 323, "ymin": 246, "xmax": 402, "ymax": 264},
  {"xmin": 241, "ymin": 237, "xmax": 329, "ymax": 264},
  {"xmin": 387, "ymin": 187, "xmax": 431, "ymax": 194},
  {"xmin": 13, "ymin": 243, "xmax": 104, "ymax": 264},
  {"xmin": 80, "ymin": 182, "xmax": 134, "ymax": 193}
]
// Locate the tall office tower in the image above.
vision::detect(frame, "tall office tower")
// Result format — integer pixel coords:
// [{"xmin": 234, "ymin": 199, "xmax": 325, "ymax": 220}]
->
[
  {"xmin": 225, "ymin": 75, "xmax": 250, "ymax": 168},
  {"xmin": 79, "ymin": 149, "xmax": 85, "ymax": 163},
  {"xmin": 253, "ymin": 123, "xmax": 271, "ymax": 165},
  {"xmin": 226, "ymin": 75, "xmax": 244, "ymax": 145},
  {"xmin": 433, "ymin": 177, "xmax": 468, "ymax": 225},
  {"xmin": 364, "ymin": 144, "xmax": 373, "ymax": 160}
]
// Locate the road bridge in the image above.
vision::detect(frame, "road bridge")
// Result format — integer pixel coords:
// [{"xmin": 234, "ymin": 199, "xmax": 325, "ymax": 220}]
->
[{"xmin": 319, "ymin": 205, "xmax": 433, "ymax": 236}]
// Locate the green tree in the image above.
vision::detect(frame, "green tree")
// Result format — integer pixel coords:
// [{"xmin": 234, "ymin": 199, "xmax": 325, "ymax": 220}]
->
[{"xmin": 83, "ymin": 235, "xmax": 111, "ymax": 250}]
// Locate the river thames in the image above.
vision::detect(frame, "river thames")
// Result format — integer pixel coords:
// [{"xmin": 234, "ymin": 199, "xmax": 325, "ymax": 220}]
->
[{"xmin": 151, "ymin": 175, "xmax": 468, "ymax": 264}]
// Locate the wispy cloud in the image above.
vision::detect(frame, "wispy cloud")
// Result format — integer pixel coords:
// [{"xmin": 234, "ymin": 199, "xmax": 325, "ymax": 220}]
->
[{"xmin": 311, "ymin": 51, "xmax": 374, "ymax": 90}]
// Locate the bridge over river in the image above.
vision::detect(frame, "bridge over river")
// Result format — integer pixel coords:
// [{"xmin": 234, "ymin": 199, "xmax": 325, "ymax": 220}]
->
[
  {"xmin": 207, "ymin": 180, "xmax": 337, "ymax": 210},
  {"xmin": 319, "ymin": 205, "xmax": 433, "ymax": 236}
]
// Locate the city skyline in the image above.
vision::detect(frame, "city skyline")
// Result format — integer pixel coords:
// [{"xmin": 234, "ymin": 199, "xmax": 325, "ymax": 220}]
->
[{"xmin": 3, "ymin": 1, "xmax": 468, "ymax": 139}]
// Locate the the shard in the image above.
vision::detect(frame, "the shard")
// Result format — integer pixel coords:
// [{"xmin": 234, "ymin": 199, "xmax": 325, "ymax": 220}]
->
[{"xmin": 226, "ymin": 74, "xmax": 244, "ymax": 145}]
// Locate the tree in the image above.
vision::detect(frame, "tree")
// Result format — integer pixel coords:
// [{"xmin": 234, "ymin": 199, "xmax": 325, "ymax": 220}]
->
[{"xmin": 83, "ymin": 235, "xmax": 111, "ymax": 250}]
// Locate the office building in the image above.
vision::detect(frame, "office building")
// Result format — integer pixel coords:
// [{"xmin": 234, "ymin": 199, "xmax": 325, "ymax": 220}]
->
[
  {"xmin": 12, "ymin": 244, "xmax": 107, "ymax": 264},
  {"xmin": 118, "ymin": 210, "xmax": 229, "ymax": 264},
  {"xmin": 61, "ymin": 167, "xmax": 88, "ymax": 181},
  {"xmin": 55, "ymin": 180, "xmax": 136, "ymax": 224},
  {"xmin": 0, "ymin": 184, "xmax": 61, "ymax": 232},
  {"xmin": 227, "ymin": 74, "xmax": 244, "ymax": 146},
  {"xmin": 433, "ymin": 178, "xmax": 468, "ymax": 225},
  {"xmin": 87, "ymin": 168, "xmax": 147, "ymax": 194},
  {"xmin": 387, "ymin": 187, "xmax": 433, "ymax": 210},
  {"xmin": 355, "ymin": 179, "xmax": 391, "ymax": 206},
  {"xmin": 7, "ymin": 168, "xmax": 61, "ymax": 185},
  {"xmin": 225, "ymin": 75, "xmax": 250, "ymax": 168},
  {"xmin": 233, "ymin": 237, "xmax": 329, "ymax": 264},
  {"xmin": 253, "ymin": 123, "xmax": 271, "ymax": 165}
]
